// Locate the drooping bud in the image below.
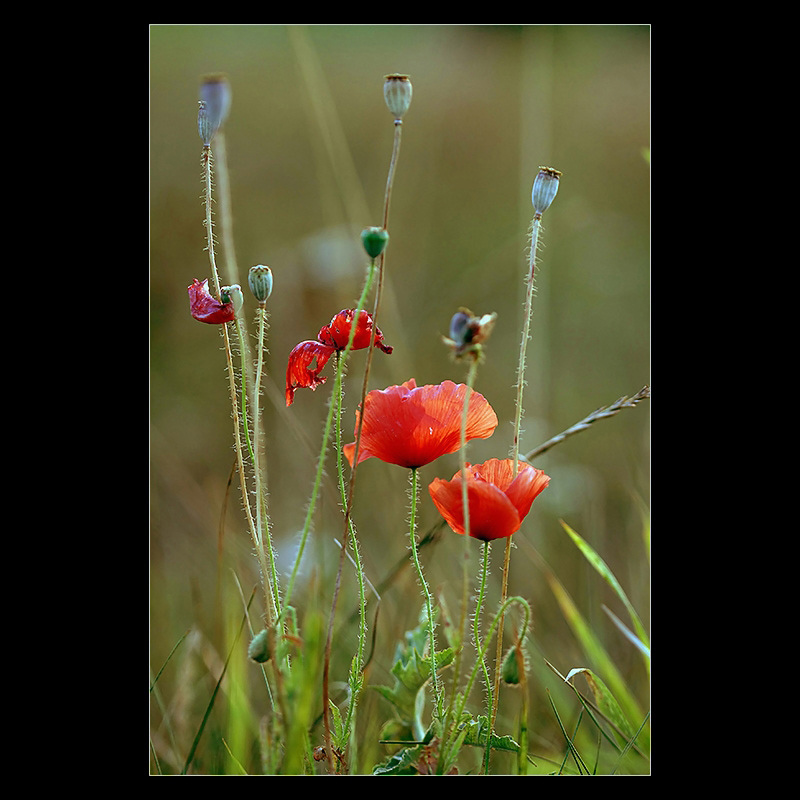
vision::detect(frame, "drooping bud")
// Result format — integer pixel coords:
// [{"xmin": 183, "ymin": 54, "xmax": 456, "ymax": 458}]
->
[
  {"xmin": 198, "ymin": 73, "xmax": 231, "ymax": 146},
  {"xmin": 383, "ymin": 74, "xmax": 412, "ymax": 121},
  {"xmin": 361, "ymin": 227, "xmax": 389, "ymax": 259},
  {"xmin": 248, "ymin": 265, "xmax": 273, "ymax": 306},
  {"xmin": 248, "ymin": 628, "xmax": 272, "ymax": 663},
  {"xmin": 531, "ymin": 166, "xmax": 561, "ymax": 219},
  {"xmin": 501, "ymin": 644, "xmax": 523, "ymax": 686}
]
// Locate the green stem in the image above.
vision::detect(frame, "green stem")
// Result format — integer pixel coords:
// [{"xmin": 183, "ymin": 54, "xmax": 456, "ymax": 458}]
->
[
  {"xmin": 253, "ymin": 308, "xmax": 281, "ymax": 620},
  {"xmin": 449, "ymin": 595, "xmax": 531, "ymax": 769},
  {"xmin": 492, "ymin": 215, "xmax": 542, "ymax": 734},
  {"xmin": 438, "ymin": 355, "xmax": 478, "ymax": 772},
  {"xmin": 202, "ymin": 142, "xmax": 269, "ymax": 626},
  {"xmin": 409, "ymin": 467, "xmax": 443, "ymax": 725},
  {"xmin": 476, "ymin": 541, "xmax": 494, "ymax": 775},
  {"xmin": 234, "ymin": 317, "xmax": 276, "ymax": 626}
]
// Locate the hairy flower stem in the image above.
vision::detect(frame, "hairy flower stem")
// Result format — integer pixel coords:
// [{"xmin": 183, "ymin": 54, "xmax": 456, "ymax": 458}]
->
[
  {"xmin": 283, "ymin": 261, "xmax": 376, "ymax": 619},
  {"xmin": 492, "ymin": 214, "xmax": 544, "ymax": 746},
  {"xmin": 438, "ymin": 355, "xmax": 479, "ymax": 771},
  {"xmin": 203, "ymin": 143, "xmax": 272, "ymax": 624},
  {"xmin": 252, "ymin": 309, "xmax": 281, "ymax": 621},
  {"xmin": 201, "ymin": 146, "xmax": 222, "ymax": 297},
  {"xmin": 343, "ymin": 121, "xmax": 402, "ymax": 505},
  {"xmin": 477, "ymin": 541, "xmax": 494, "ymax": 775},
  {"xmin": 409, "ymin": 467, "xmax": 443, "ymax": 724},
  {"xmin": 446, "ymin": 595, "xmax": 531, "ymax": 769},
  {"xmin": 318, "ymin": 120, "xmax": 403, "ymax": 772}
]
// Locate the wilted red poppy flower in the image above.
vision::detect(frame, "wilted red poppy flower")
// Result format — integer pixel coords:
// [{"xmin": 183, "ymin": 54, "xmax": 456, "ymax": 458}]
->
[
  {"xmin": 188, "ymin": 278, "xmax": 236, "ymax": 325},
  {"xmin": 318, "ymin": 308, "xmax": 393, "ymax": 353},
  {"xmin": 343, "ymin": 379, "xmax": 498, "ymax": 469},
  {"xmin": 285, "ymin": 308, "xmax": 392, "ymax": 406},
  {"xmin": 428, "ymin": 458, "xmax": 550, "ymax": 542},
  {"xmin": 284, "ymin": 340, "xmax": 336, "ymax": 405}
]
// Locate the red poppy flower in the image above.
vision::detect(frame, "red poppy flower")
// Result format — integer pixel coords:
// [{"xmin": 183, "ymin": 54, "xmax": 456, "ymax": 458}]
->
[
  {"xmin": 318, "ymin": 308, "xmax": 393, "ymax": 353},
  {"xmin": 343, "ymin": 379, "xmax": 498, "ymax": 469},
  {"xmin": 285, "ymin": 308, "xmax": 392, "ymax": 406},
  {"xmin": 188, "ymin": 278, "xmax": 236, "ymax": 324},
  {"xmin": 428, "ymin": 458, "xmax": 550, "ymax": 542}
]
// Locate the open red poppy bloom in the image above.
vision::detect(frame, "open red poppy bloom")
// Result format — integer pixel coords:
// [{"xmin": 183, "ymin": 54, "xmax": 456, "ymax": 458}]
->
[
  {"xmin": 188, "ymin": 278, "xmax": 236, "ymax": 324},
  {"xmin": 343, "ymin": 379, "xmax": 498, "ymax": 469},
  {"xmin": 285, "ymin": 308, "xmax": 392, "ymax": 406},
  {"xmin": 428, "ymin": 458, "xmax": 550, "ymax": 541}
]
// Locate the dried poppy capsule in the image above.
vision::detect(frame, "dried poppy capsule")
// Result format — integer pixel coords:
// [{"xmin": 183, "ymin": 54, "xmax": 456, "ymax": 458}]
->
[
  {"xmin": 188, "ymin": 278, "xmax": 236, "ymax": 324},
  {"xmin": 198, "ymin": 73, "xmax": 231, "ymax": 146},
  {"xmin": 532, "ymin": 166, "xmax": 561, "ymax": 219},
  {"xmin": 384, "ymin": 74, "xmax": 413, "ymax": 120}
]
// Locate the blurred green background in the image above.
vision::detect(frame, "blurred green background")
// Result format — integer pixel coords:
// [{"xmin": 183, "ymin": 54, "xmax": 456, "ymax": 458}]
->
[{"xmin": 150, "ymin": 24, "xmax": 650, "ymax": 774}]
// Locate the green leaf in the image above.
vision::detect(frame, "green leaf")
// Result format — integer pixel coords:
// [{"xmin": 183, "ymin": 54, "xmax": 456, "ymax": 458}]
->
[
  {"xmin": 564, "ymin": 668, "xmax": 636, "ymax": 740},
  {"xmin": 460, "ymin": 715, "xmax": 520, "ymax": 753},
  {"xmin": 560, "ymin": 520, "xmax": 649, "ymax": 652},
  {"xmin": 371, "ymin": 606, "xmax": 454, "ymax": 741},
  {"xmin": 544, "ymin": 568, "xmax": 644, "ymax": 728}
]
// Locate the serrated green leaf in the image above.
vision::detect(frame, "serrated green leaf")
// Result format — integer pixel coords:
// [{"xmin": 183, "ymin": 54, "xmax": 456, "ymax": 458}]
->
[{"xmin": 460, "ymin": 715, "xmax": 520, "ymax": 753}]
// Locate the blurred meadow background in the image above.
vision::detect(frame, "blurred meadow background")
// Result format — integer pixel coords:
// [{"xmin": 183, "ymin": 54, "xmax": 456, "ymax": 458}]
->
[{"xmin": 150, "ymin": 24, "xmax": 650, "ymax": 775}]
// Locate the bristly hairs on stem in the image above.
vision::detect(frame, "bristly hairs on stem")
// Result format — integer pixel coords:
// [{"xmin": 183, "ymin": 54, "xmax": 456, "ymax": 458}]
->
[
  {"xmin": 491, "ymin": 167, "xmax": 561, "ymax": 759},
  {"xmin": 319, "ymin": 74, "xmax": 411, "ymax": 774},
  {"xmin": 436, "ymin": 309, "xmax": 496, "ymax": 773},
  {"xmin": 198, "ymin": 75, "xmax": 279, "ymax": 634}
]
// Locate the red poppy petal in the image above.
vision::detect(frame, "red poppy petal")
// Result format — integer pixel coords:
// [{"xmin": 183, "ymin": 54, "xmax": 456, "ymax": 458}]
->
[
  {"xmin": 188, "ymin": 278, "xmax": 236, "ymax": 324},
  {"xmin": 344, "ymin": 379, "xmax": 497, "ymax": 469},
  {"xmin": 428, "ymin": 475, "xmax": 521, "ymax": 541},
  {"xmin": 504, "ymin": 464, "xmax": 551, "ymax": 521},
  {"xmin": 319, "ymin": 309, "xmax": 393, "ymax": 353},
  {"xmin": 285, "ymin": 340, "xmax": 336, "ymax": 406}
]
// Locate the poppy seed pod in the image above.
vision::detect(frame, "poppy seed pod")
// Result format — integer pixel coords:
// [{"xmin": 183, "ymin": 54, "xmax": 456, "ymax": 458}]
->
[
  {"xmin": 532, "ymin": 166, "xmax": 561, "ymax": 218},
  {"xmin": 361, "ymin": 227, "xmax": 389, "ymax": 259},
  {"xmin": 220, "ymin": 284, "xmax": 244, "ymax": 316},
  {"xmin": 248, "ymin": 265, "xmax": 273, "ymax": 305},
  {"xmin": 383, "ymin": 74, "xmax": 412, "ymax": 120},
  {"xmin": 198, "ymin": 74, "xmax": 231, "ymax": 146}
]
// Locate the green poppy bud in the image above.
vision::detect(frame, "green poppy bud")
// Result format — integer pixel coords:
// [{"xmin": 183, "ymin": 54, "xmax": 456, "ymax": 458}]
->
[
  {"xmin": 361, "ymin": 227, "xmax": 389, "ymax": 259},
  {"xmin": 248, "ymin": 629, "xmax": 272, "ymax": 663},
  {"xmin": 501, "ymin": 645, "xmax": 523, "ymax": 686},
  {"xmin": 248, "ymin": 265, "xmax": 273, "ymax": 305}
]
